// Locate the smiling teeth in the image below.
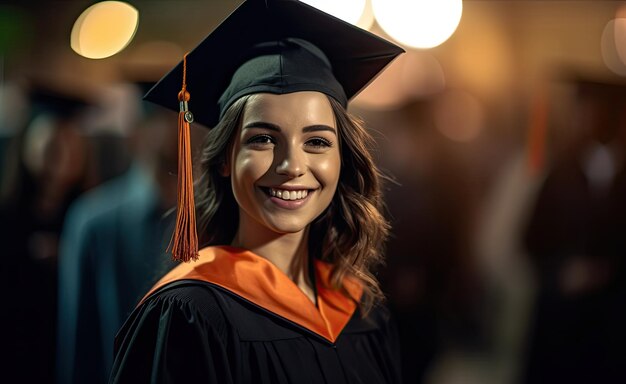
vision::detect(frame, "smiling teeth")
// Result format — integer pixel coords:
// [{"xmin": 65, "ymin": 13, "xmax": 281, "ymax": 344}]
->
[{"xmin": 270, "ymin": 188, "xmax": 309, "ymax": 201}]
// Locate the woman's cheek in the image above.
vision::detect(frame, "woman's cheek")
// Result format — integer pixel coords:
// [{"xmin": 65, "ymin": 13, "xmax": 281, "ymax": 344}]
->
[{"xmin": 316, "ymin": 155, "xmax": 341, "ymax": 185}]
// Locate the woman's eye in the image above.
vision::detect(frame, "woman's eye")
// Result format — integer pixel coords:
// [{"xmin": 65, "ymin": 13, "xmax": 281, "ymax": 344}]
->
[
  {"xmin": 305, "ymin": 137, "xmax": 333, "ymax": 148},
  {"xmin": 246, "ymin": 134, "xmax": 275, "ymax": 146}
]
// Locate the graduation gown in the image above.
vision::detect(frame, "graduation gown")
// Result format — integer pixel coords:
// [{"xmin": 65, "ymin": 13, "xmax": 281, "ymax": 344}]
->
[{"xmin": 110, "ymin": 246, "xmax": 402, "ymax": 383}]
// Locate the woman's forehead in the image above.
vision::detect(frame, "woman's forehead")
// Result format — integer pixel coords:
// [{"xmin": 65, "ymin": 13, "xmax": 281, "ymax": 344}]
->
[{"xmin": 242, "ymin": 92, "xmax": 336, "ymax": 127}]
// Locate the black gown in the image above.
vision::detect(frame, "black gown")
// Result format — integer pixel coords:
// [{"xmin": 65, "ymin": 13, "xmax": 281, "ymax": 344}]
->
[{"xmin": 109, "ymin": 246, "xmax": 402, "ymax": 383}]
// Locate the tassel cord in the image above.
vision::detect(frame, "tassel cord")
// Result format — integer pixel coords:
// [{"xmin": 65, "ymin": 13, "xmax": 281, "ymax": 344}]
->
[{"xmin": 167, "ymin": 53, "xmax": 199, "ymax": 262}]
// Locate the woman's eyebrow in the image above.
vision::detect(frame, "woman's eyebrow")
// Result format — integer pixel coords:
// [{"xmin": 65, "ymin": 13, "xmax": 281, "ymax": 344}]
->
[
  {"xmin": 243, "ymin": 121, "xmax": 280, "ymax": 131},
  {"xmin": 243, "ymin": 122, "xmax": 337, "ymax": 136},
  {"xmin": 302, "ymin": 125, "xmax": 337, "ymax": 136}
]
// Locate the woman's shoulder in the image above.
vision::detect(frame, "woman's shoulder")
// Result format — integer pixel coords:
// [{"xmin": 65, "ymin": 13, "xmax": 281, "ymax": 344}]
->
[
  {"xmin": 111, "ymin": 282, "xmax": 237, "ymax": 383},
  {"xmin": 142, "ymin": 280, "xmax": 227, "ymax": 320},
  {"xmin": 127, "ymin": 279, "xmax": 309, "ymax": 344},
  {"xmin": 118, "ymin": 281, "xmax": 231, "ymax": 341}
]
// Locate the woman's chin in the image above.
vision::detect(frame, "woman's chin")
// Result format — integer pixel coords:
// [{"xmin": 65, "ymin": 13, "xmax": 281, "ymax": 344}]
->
[{"xmin": 262, "ymin": 217, "xmax": 311, "ymax": 235}]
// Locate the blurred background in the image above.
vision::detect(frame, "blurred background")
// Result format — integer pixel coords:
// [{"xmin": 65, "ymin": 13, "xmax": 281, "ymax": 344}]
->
[{"xmin": 1, "ymin": 0, "xmax": 625, "ymax": 383}]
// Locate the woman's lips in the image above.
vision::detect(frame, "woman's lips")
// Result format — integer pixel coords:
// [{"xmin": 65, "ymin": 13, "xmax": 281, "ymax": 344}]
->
[
  {"xmin": 262, "ymin": 187, "xmax": 315, "ymax": 209},
  {"xmin": 269, "ymin": 188, "xmax": 309, "ymax": 201}
]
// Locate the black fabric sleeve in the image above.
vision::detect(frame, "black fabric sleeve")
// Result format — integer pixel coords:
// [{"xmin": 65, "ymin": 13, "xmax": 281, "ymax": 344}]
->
[
  {"xmin": 366, "ymin": 304, "xmax": 403, "ymax": 384},
  {"xmin": 109, "ymin": 284, "xmax": 234, "ymax": 384}
]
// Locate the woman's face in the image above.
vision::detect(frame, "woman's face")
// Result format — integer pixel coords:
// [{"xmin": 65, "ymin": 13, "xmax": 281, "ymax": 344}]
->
[{"xmin": 226, "ymin": 91, "xmax": 340, "ymax": 236}]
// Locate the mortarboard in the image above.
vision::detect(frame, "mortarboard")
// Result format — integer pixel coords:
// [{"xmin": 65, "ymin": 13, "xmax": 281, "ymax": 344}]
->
[
  {"xmin": 147, "ymin": 0, "xmax": 404, "ymax": 262},
  {"xmin": 145, "ymin": 0, "xmax": 404, "ymax": 128}
]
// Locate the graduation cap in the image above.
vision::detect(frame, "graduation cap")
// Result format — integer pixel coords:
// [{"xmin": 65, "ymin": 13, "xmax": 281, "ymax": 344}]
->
[
  {"xmin": 146, "ymin": 0, "xmax": 404, "ymax": 127},
  {"xmin": 148, "ymin": 0, "xmax": 404, "ymax": 262}
]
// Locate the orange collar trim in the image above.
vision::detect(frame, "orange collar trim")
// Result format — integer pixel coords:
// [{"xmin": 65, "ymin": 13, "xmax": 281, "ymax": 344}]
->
[{"xmin": 142, "ymin": 246, "xmax": 363, "ymax": 343}]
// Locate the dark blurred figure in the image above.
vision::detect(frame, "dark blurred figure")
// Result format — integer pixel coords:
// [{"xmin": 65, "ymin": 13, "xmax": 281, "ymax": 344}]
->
[
  {"xmin": 82, "ymin": 83, "xmax": 139, "ymax": 187},
  {"xmin": 0, "ymin": 82, "xmax": 30, "ymax": 190},
  {"xmin": 56, "ymin": 80, "xmax": 180, "ymax": 384},
  {"xmin": 0, "ymin": 80, "xmax": 92, "ymax": 383},
  {"xmin": 523, "ymin": 78, "xmax": 626, "ymax": 383},
  {"xmin": 374, "ymin": 102, "xmax": 483, "ymax": 384}
]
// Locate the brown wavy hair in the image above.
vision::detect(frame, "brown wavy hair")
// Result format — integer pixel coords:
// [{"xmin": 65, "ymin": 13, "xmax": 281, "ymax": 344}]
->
[{"xmin": 195, "ymin": 94, "xmax": 390, "ymax": 313}]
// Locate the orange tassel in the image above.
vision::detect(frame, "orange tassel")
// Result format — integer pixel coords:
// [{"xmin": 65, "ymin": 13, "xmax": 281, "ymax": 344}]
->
[{"xmin": 168, "ymin": 54, "xmax": 199, "ymax": 262}]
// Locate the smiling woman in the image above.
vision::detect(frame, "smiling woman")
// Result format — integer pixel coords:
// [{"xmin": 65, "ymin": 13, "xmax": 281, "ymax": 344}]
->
[
  {"xmin": 229, "ymin": 92, "xmax": 340, "ymax": 238},
  {"xmin": 108, "ymin": 0, "xmax": 404, "ymax": 383}
]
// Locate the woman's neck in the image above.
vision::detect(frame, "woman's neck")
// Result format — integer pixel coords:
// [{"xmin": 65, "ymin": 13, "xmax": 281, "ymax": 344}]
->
[{"xmin": 231, "ymin": 226, "xmax": 316, "ymax": 303}]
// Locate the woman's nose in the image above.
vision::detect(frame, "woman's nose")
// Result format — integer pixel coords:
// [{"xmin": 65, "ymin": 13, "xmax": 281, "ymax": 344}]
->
[{"xmin": 275, "ymin": 147, "xmax": 306, "ymax": 177}]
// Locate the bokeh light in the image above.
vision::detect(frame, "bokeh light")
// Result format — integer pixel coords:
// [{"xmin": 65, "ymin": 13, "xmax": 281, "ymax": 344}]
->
[
  {"xmin": 22, "ymin": 114, "xmax": 55, "ymax": 176},
  {"xmin": 399, "ymin": 51, "xmax": 446, "ymax": 98},
  {"xmin": 433, "ymin": 89, "xmax": 484, "ymax": 142},
  {"xmin": 70, "ymin": 1, "xmax": 139, "ymax": 59},
  {"xmin": 371, "ymin": 0, "xmax": 462, "ymax": 49},
  {"xmin": 611, "ymin": 17, "xmax": 626, "ymax": 73},
  {"xmin": 356, "ymin": 0, "xmax": 375, "ymax": 30},
  {"xmin": 353, "ymin": 50, "xmax": 445, "ymax": 110},
  {"xmin": 300, "ymin": 0, "xmax": 366, "ymax": 26},
  {"xmin": 601, "ymin": 19, "xmax": 626, "ymax": 76}
]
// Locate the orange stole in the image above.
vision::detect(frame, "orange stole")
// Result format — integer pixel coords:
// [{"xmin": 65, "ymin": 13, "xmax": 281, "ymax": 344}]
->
[{"xmin": 142, "ymin": 246, "xmax": 363, "ymax": 343}]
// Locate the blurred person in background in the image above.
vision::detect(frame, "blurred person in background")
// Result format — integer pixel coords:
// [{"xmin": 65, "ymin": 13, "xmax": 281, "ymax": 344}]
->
[
  {"xmin": 0, "ymin": 79, "xmax": 92, "ymax": 383},
  {"xmin": 373, "ymin": 101, "xmax": 484, "ymax": 384},
  {"xmin": 81, "ymin": 80, "xmax": 141, "ymax": 187},
  {"xmin": 523, "ymin": 77, "xmax": 626, "ymax": 384},
  {"xmin": 57, "ymin": 78, "xmax": 179, "ymax": 384}
]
